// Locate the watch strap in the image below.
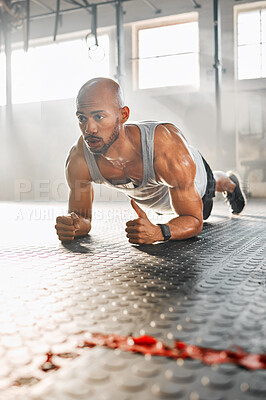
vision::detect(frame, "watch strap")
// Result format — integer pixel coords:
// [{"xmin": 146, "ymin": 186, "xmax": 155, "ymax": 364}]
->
[{"xmin": 157, "ymin": 224, "xmax": 171, "ymax": 241}]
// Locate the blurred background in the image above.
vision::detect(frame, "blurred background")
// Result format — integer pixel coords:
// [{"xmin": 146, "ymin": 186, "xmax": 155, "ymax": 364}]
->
[{"xmin": 0, "ymin": 0, "xmax": 266, "ymax": 204}]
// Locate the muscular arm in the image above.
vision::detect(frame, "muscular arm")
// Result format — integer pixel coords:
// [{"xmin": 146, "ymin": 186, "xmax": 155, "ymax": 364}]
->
[
  {"xmin": 125, "ymin": 125, "xmax": 204, "ymax": 244},
  {"xmin": 55, "ymin": 138, "xmax": 93, "ymax": 241},
  {"xmin": 154, "ymin": 124, "xmax": 203, "ymax": 240},
  {"xmin": 66, "ymin": 139, "xmax": 94, "ymax": 237}
]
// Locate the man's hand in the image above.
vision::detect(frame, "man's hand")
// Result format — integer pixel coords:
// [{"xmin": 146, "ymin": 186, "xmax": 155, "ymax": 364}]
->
[
  {"xmin": 55, "ymin": 212, "xmax": 80, "ymax": 242},
  {"xmin": 125, "ymin": 199, "xmax": 163, "ymax": 244}
]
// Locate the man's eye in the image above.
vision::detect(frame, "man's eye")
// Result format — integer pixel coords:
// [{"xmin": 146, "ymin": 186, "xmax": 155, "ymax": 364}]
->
[
  {"xmin": 78, "ymin": 116, "xmax": 87, "ymax": 123},
  {"xmin": 94, "ymin": 114, "xmax": 103, "ymax": 121}
]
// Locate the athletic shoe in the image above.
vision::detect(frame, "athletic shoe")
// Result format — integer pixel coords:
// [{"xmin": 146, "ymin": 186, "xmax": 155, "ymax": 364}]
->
[{"xmin": 225, "ymin": 171, "xmax": 246, "ymax": 214}]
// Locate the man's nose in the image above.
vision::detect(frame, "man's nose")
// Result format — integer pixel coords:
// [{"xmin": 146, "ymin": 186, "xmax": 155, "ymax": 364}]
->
[{"xmin": 85, "ymin": 118, "xmax": 97, "ymax": 134}]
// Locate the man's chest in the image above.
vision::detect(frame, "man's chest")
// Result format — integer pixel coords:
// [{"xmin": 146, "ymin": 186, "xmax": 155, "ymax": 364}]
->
[{"xmin": 97, "ymin": 157, "xmax": 144, "ymax": 186}]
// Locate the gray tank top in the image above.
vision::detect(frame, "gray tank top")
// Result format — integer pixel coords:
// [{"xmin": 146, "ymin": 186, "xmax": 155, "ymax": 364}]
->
[{"xmin": 83, "ymin": 121, "xmax": 207, "ymax": 214}]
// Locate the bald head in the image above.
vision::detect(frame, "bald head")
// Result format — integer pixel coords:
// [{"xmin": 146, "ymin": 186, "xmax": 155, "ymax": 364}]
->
[{"xmin": 77, "ymin": 77, "xmax": 124, "ymax": 109}]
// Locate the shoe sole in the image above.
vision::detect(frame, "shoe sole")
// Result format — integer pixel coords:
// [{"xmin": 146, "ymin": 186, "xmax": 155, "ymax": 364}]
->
[{"xmin": 225, "ymin": 171, "xmax": 246, "ymax": 214}]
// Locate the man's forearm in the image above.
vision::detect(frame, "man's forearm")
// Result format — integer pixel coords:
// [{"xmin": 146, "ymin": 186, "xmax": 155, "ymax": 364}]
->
[
  {"xmin": 126, "ymin": 200, "xmax": 203, "ymax": 244},
  {"xmin": 166, "ymin": 215, "xmax": 203, "ymax": 241}
]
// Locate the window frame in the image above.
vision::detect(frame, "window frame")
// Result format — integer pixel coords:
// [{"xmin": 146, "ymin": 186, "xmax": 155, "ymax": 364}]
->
[
  {"xmin": 0, "ymin": 52, "xmax": 6, "ymax": 107},
  {"xmin": 132, "ymin": 12, "xmax": 200, "ymax": 94},
  {"xmin": 234, "ymin": 0, "xmax": 266, "ymax": 83}
]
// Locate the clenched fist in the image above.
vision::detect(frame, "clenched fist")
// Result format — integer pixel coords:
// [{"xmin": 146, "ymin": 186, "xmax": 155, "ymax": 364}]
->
[{"xmin": 55, "ymin": 212, "xmax": 80, "ymax": 242}]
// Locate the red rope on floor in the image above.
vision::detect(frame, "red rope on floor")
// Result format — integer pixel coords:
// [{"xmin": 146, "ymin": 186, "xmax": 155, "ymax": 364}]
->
[
  {"xmin": 40, "ymin": 333, "xmax": 266, "ymax": 372},
  {"xmin": 79, "ymin": 333, "xmax": 266, "ymax": 371}
]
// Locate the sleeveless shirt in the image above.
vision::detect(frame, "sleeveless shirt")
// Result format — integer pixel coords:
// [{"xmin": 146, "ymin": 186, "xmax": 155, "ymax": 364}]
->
[{"xmin": 83, "ymin": 121, "xmax": 207, "ymax": 214}]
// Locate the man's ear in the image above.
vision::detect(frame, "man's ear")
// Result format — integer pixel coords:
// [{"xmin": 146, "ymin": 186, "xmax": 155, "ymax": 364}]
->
[{"xmin": 120, "ymin": 106, "xmax": 130, "ymax": 123}]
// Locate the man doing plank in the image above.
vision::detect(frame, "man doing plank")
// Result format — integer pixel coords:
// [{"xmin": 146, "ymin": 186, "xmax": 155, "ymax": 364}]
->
[{"xmin": 55, "ymin": 78, "xmax": 245, "ymax": 244}]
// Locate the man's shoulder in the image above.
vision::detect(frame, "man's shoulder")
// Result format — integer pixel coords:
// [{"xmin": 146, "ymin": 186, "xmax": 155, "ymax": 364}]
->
[
  {"xmin": 65, "ymin": 136, "xmax": 92, "ymax": 186},
  {"xmin": 153, "ymin": 124, "xmax": 196, "ymax": 187},
  {"xmin": 65, "ymin": 136, "xmax": 83, "ymax": 165},
  {"xmin": 154, "ymin": 123, "xmax": 186, "ymax": 149}
]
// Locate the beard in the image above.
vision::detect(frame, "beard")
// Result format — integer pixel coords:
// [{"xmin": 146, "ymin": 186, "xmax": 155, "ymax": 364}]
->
[{"xmin": 88, "ymin": 118, "xmax": 120, "ymax": 155}]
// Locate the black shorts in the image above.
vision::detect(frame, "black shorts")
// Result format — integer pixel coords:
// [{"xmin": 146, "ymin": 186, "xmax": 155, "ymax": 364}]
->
[{"xmin": 201, "ymin": 156, "xmax": 216, "ymax": 220}]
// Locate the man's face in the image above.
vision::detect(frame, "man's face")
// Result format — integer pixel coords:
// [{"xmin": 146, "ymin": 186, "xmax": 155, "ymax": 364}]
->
[{"xmin": 76, "ymin": 89, "xmax": 121, "ymax": 155}]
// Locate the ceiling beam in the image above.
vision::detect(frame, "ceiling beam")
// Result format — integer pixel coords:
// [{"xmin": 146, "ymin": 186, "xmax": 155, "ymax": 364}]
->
[
  {"xmin": 31, "ymin": 0, "xmax": 55, "ymax": 13},
  {"xmin": 23, "ymin": 0, "xmax": 133, "ymax": 22},
  {"xmin": 53, "ymin": 0, "xmax": 60, "ymax": 40}
]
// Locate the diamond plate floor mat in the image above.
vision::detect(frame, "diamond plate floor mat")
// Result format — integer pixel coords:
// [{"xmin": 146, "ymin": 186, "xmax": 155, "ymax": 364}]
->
[{"xmin": 0, "ymin": 199, "xmax": 265, "ymax": 400}]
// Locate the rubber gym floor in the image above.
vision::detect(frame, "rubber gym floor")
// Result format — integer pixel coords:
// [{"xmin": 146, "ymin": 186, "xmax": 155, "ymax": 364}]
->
[{"xmin": 0, "ymin": 198, "xmax": 265, "ymax": 400}]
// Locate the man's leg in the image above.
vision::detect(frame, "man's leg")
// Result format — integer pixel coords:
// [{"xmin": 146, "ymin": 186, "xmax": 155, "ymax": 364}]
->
[
  {"xmin": 213, "ymin": 171, "xmax": 236, "ymax": 193},
  {"xmin": 213, "ymin": 170, "xmax": 246, "ymax": 214}
]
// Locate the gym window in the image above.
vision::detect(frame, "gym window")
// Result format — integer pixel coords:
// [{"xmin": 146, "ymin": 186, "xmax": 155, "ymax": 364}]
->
[
  {"xmin": 0, "ymin": 34, "xmax": 109, "ymax": 105},
  {"xmin": 133, "ymin": 13, "xmax": 199, "ymax": 90},
  {"xmin": 235, "ymin": 1, "xmax": 266, "ymax": 80},
  {"xmin": 0, "ymin": 53, "xmax": 6, "ymax": 106}
]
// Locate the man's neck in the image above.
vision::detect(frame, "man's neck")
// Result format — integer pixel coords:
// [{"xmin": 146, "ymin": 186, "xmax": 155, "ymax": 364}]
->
[{"xmin": 97, "ymin": 125, "xmax": 137, "ymax": 170}]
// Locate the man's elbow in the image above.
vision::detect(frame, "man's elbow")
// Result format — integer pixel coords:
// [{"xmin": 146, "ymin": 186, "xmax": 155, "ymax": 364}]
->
[{"xmin": 194, "ymin": 218, "xmax": 203, "ymax": 237}]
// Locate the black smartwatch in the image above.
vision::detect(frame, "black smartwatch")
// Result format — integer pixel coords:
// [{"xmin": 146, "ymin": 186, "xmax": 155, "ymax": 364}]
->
[{"xmin": 157, "ymin": 224, "xmax": 171, "ymax": 241}]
